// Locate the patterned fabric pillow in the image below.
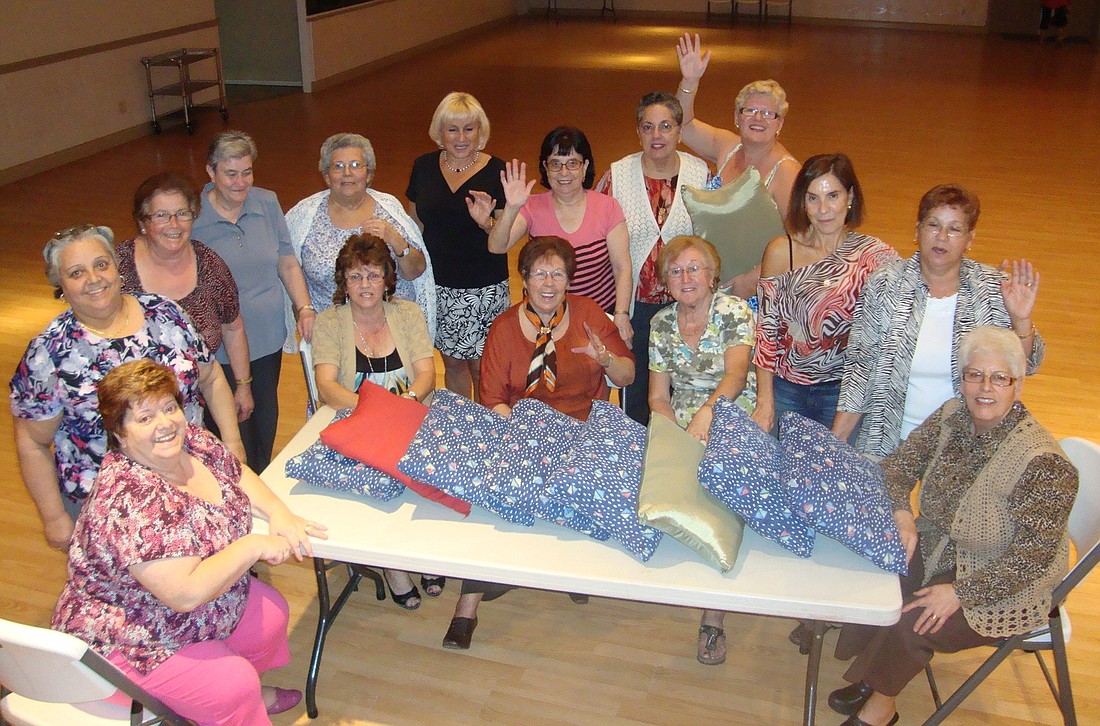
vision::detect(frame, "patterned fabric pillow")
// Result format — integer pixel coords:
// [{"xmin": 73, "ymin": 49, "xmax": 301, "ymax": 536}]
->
[
  {"xmin": 395, "ymin": 389, "xmax": 533, "ymax": 522},
  {"xmin": 638, "ymin": 413, "xmax": 745, "ymax": 572},
  {"xmin": 698, "ymin": 397, "xmax": 814, "ymax": 557},
  {"xmin": 779, "ymin": 413, "xmax": 908, "ymax": 574},
  {"xmin": 320, "ymin": 380, "xmax": 471, "ymax": 515},
  {"xmin": 482, "ymin": 398, "xmax": 610, "ymax": 540},
  {"xmin": 545, "ymin": 400, "xmax": 662, "ymax": 561},
  {"xmin": 285, "ymin": 409, "xmax": 405, "ymax": 501}
]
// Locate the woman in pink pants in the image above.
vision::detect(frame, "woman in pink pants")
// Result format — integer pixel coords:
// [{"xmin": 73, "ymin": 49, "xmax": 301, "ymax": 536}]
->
[{"xmin": 52, "ymin": 360, "xmax": 327, "ymax": 725}]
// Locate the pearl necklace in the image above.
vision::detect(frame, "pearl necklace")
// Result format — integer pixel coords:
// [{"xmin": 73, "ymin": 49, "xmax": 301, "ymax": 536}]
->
[{"xmin": 442, "ymin": 150, "xmax": 480, "ymax": 174}]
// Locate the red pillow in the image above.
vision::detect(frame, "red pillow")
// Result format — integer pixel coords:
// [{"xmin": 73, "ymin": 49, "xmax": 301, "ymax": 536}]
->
[{"xmin": 320, "ymin": 381, "xmax": 471, "ymax": 515}]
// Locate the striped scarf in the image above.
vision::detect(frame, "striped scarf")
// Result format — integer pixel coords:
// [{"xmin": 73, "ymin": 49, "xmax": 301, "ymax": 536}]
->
[{"xmin": 523, "ymin": 297, "xmax": 567, "ymax": 394}]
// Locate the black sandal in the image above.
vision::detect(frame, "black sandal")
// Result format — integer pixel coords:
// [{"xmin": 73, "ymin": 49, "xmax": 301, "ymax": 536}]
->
[
  {"xmin": 385, "ymin": 573, "xmax": 422, "ymax": 610},
  {"xmin": 420, "ymin": 575, "xmax": 446, "ymax": 597}
]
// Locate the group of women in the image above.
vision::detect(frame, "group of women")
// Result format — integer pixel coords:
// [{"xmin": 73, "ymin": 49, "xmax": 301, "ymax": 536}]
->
[{"xmin": 8, "ymin": 30, "xmax": 1076, "ymax": 726}]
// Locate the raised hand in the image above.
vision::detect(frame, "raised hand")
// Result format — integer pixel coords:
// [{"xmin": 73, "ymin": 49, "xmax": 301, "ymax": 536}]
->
[
  {"xmin": 500, "ymin": 158, "xmax": 535, "ymax": 209},
  {"xmin": 676, "ymin": 32, "xmax": 711, "ymax": 84},
  {"xmin": 466, "ymin": 190, "xmax": 496, "ymax": 228},
  {"xmin": 571, "ymin": 322, "xmax": 612, "ymax": 367},
  {"xmin": 999, "ymin": 258, "xmax": 1039, "ymax": 325}
]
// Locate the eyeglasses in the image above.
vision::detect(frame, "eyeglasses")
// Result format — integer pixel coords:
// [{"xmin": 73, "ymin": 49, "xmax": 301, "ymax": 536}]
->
[
  {"xmin": 667, "ymin": 264, "xmax": 712, "ymax": 279},
  {"xmin": 146, "ymin": 210, "xmax": 195, "ymax": 224},
  {"xmin": 738, "ymin": 106, "xmax": 780, "ymax": 120},
  {"xmin": 528, "ymin": 269, "xmax": 568, "ymax": 282},
  {"xmin": 347, "ymin": 271, "xmax": 384, "ymax": 284},
  {"xmin": 329, "ymin": 160, "xmax": 368, "ymax": 173},
  {"xmin": 919, "ymin": 220, "xmax": 969, "ymax": 239},
  {"xmin": 961, "ymin": 369, "xmax": 1017, "ymax": 387},
  {"xmin": 544, "ymin": 159, "xmax": 584, "ymax": 172},
  {"xmin": 639, "ymin": 121, "xmax": 679, "ymax": 135}
]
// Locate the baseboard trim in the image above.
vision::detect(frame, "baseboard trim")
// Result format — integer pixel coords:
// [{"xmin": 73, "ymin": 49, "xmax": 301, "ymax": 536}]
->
[{"xmin": 0, "ymin": 123, "xmax": 150, "ymax": 187}]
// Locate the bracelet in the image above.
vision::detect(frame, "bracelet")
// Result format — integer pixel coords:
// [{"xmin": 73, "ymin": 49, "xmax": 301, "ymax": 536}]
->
[
  {"xmin": 297, "ymin": 304, "xmax": 315, "ymax": 315},
  {"xmin": 236, "ymin": 376, "xmax": 253, "ymax": 385},
  {"xmin": 398, "ymin": 244, "xmax": 413, "ymax": 258},
  {"xmin": 599, "ymin": 352, "xmax": 614, "ymax": 369},
  {"xmin": 483, "ymin": 215, "xmax": 496, "ymax": 232},
  {"xmin": 613, "ymin": 310, "xmax": 629, "ymax": 317},
  {"xmin": 403, "ymin": 390, "xmax": 419, "ymax": 400},
  {"xmin": 678, "ymin": 85, "xmax": 696, "ymax": 94},
  {"xmin": 1016, "ymin": 323, "xmax": 1035, "ymax": 339}
]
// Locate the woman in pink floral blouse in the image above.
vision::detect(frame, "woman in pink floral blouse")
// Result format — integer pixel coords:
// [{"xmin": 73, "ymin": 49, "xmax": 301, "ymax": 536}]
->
[{"xmin": 52, "ymin": 360, "xmax": 327, "ymax": 725}]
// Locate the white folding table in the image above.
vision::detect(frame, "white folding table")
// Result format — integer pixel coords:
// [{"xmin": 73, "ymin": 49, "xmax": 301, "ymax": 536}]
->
[{"xmin": 260, "ymin": 406, "xmax": 901, "ymax": 723}]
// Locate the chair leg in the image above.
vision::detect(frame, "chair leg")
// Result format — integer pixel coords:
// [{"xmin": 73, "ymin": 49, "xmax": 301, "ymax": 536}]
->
[
  {"xmin": 925, "ymin": 663, "xmax": 943, "ymax": 709},
  {"xmin": 1049, "ymin": 609, "xmax": 1077, "ymax": 726},
  {"xmin": 922, "ymin": 646, "xmax": 1016, "ymax": 726}
]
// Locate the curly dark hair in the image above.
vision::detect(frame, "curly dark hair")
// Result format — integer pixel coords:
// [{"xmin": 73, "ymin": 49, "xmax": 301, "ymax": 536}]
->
[{"xmin": 332, "ymin": 234, "xmax": 396, "ymax": 305}]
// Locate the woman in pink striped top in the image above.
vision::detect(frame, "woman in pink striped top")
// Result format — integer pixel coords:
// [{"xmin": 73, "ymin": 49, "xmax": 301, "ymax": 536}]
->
[{"xmin": 471, "ymin": 126, "xmax": 633, "ymax": 343}]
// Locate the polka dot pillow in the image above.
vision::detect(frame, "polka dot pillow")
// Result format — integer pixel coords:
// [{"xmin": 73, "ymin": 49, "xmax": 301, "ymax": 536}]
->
[
  {"xmin": 546, "ymin": 400, "xmax": 663, "ymax": 562},
  {"xmin": 396, "ymin": 390, "xmax": 534, "ymax": 524},
  {"xmin": 779, "ymin": 412, "xmax": 908, "ymax": 574},
  {"xmin": 698, "ymin": 397, "xmax": 814, "ymax": 558},
  {"xmin": 482, "ymin": 398, "xmax": 611, "ymax": 541},
  {"xmin": 285, "ymin": 409, "xmax": 405, "ymax": 501}
]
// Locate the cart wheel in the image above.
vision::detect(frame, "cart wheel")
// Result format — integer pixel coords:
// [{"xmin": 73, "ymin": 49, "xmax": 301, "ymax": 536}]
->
[
  {"xmin": 151, "ymin": 121, "xmax": 162, "ymax": 134},
  {"xmin": 186, "ymin": 122, "xmax": 195, "ymax": 135},
  {"xmin": 220, "ymin": 108, "xmax": 229, "ymax": 121}
]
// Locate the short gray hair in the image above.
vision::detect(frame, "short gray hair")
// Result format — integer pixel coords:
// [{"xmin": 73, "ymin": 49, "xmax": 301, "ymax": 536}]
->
[
  {"xmin": 207, "ymin": 130, "xmax": 257, "ymax": 170},
  {"xmin": 959, "ymin": 326, "xmax": 1027, "ymax": 382},
  {"xmin": 319, "ymin": 133, "xmax": 376, "ymax": 176},
  {"xmin": 43, "ymin": 224, "xmax": 116, "ymax": 296}
]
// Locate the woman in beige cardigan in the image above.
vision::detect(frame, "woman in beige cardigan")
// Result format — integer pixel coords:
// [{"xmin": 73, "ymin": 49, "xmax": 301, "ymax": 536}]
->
[
  {"xmin": 826, "ymin": 326, "xmax": 1077, "ymax": 726},
  {"xmin": 311, "ymin": 233, "xmax": 438, "ymax": 607}
]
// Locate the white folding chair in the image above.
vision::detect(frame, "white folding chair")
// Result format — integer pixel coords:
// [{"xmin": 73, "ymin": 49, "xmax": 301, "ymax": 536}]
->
[
  {"xmin": 299, "ymin": 338, "xmax": 322, "ymax": 418},
  {"xmin": 0, "ymin": 617, "xmax": 188, "ymax": 726},
  {"xmin": 922, "ymin": 436, "xmax": 1100, "ymax": 726}
]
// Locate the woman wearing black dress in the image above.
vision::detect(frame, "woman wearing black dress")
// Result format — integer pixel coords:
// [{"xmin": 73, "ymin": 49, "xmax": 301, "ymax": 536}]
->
[{"xmin": 406, "ymin": 92, "xmax": 508, "ymax": 401}]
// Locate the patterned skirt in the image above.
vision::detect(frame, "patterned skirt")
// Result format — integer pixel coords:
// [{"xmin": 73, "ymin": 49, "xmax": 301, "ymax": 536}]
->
[{"xmin": 434, "ymin": 280, "xmax": 511, "ymax": 359}]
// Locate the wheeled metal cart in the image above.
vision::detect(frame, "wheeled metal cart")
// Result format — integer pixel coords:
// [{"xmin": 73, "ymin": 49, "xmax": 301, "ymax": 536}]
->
[{"xmin": 141, "ymin": 48, "xmax": 229, "ymax": 134}]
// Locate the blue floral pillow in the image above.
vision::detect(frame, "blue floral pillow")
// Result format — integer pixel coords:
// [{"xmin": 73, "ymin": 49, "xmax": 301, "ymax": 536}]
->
[
  {"xmin": 779, "ymin": 413, "xmax": 907, "ymax": 574},
  {"xmin": 286, "ymin": 409, "xmax": 405, "ymax": 501},
  {"xmin": 482, "ymin": 398, "xmax": 610, "ymax": 540},
  {"xmin": 698, "ymin": 397, "xmax": 814, "ymax": 557},
  {"xmin": 546, "ymin": 400, "xmax": 663, "ymax": 562},
  {"xmin": 397, "ymin": 389, "xmax": 526, "ymax": 519}
]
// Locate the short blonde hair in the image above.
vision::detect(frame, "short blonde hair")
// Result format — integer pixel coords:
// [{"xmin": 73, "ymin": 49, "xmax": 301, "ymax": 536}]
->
[
  {"xmin": 959, "ymin": 326, "xmax": 1027, "ymax": 383},
  {"xmin": 207, "ymin": 130, "xmax": 257, "ymax": 170},
  {"xmin": 428, "ymin": 92, "xmax": 490, "ymax": 150},
  {"xmin": 734, "ymin": 79, "xmax": 789, "ymax": 120},
  {"xmin": 658, "ymin": 235, "xmax": 721, "ymax": 289}
]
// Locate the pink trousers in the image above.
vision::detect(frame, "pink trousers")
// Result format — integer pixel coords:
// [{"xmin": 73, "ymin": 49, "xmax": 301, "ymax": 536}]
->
[{"xmin": 109, "ymin": 578, "xmax": 291, "ymax": 726}]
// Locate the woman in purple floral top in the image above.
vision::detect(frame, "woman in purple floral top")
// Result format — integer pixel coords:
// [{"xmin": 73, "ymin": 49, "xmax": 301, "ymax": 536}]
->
[
  {"xmin": 9, "ymin": 224, "xmax": 242, "ymax": 551},
  {"xmin": 53, "ymin": 360, "xmax": 327, "ymax": 725}
]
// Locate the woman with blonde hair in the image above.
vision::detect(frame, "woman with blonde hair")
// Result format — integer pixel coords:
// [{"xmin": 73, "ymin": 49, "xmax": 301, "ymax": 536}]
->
[{"xmin": 406, "ymin": 92, "xmax": 508, "ymax": 400}]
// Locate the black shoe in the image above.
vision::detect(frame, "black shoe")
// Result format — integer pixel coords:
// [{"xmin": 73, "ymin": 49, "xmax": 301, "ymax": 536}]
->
[
  {"xmin": 420, "ymin": 575, "xmax": 446, "ymax": 597},
  {"xmin": 829, "ymin": 681, "xmax": 874, "ymax": 716},
  {"xmin": 568, "ymin": 593, "xmax": 589, "ymax": 604},
  {"xmin": 838, "ymin": 713, "xmax": 898, "ymax": 726},
  {"xmin": 789, "ymin": 622, "xmax": 812, "ymax": 654},
  {"xmin": 442, "ymin": 616, "xmax": 478, "ymax": 649},
  {"xmin": 384, "ymin": 573, "xmax": 422, "ymax": 610}
]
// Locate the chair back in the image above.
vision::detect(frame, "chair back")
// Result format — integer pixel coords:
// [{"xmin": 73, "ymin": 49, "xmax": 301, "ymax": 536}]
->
[
  {"xmin": 300, "ymin": 338, "xmax": 321, "ymax": 417},
  {"xmin": 0, "ymin": 617, "xmax": 114, "ymax": 704},
  {"xmin": 1054, "ymin": 437, "xmax": 1100, "ymax": 602}
]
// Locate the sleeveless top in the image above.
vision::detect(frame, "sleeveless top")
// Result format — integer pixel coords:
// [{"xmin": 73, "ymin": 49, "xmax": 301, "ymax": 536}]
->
[{"xmin": 704, "ymin": 143, "xmax": 797, "ymax": 191}]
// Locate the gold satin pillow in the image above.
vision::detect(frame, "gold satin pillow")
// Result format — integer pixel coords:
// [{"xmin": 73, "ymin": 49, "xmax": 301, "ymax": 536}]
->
[
  {"xmin": 682, "ymin": 166, "xmax": 786, "ymax": 279},
  {"xmin": 637, "ymin": 413, "xmax": 745, "ymax": 572}
]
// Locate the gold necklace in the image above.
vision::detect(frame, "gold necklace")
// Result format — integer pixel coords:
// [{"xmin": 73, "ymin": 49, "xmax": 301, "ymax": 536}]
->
[
  {"xmin": 442, "ymin": 150, "xmax": 479, "ymax": 173},
  {"xmin": 80, "ymin": 296, "xmax": 132, "ymax": 338}
]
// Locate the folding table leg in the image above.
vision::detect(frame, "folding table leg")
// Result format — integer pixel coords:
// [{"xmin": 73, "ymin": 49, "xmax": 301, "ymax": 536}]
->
[
  {"xmin": 803, "ymin": 619, "xmax": 828, "ymax": 726},
  {"xmin": 306, "ymin": 557, "xmax": 332, "ymax": 718}
]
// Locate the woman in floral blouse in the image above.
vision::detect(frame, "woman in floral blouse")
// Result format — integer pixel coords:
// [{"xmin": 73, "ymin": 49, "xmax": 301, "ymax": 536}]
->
[
  {"xmin": 10, "ymin": 224, "xmax": 240, "ymax": 551},
  {"xmin": 647, "ymin": 235, "xmax": 755, "ymax": 667},
  {"xmin": 53, "ymin": 360, "xmax": 327, "ymax": 725}
]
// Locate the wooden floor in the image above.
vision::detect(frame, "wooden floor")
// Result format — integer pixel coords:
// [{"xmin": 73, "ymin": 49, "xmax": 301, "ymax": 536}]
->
[{"xmin": 2, "ymin": 16, "xmax": 1099, "ymax": 725}]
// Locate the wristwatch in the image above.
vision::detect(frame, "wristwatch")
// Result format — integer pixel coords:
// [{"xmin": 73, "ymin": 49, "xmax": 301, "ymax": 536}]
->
[
  {"xmin": 398, "ymin": 244, "xmax": 412, "ymax": 258},
  {"xmin": 403, "ymin": 390, "xmax": 418, "ymax": 400}
]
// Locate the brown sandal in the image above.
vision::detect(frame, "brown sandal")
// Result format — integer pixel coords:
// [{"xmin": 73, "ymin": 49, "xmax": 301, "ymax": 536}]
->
[{"xmin": 697, "ymin": 624, "xmax": 727, "ymax": 665}]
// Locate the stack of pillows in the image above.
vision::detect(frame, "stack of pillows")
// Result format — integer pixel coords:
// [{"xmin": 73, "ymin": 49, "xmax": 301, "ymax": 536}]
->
[{"xmin": 285, "ymin": 382, "xmax": 906, "ymax": 575}]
